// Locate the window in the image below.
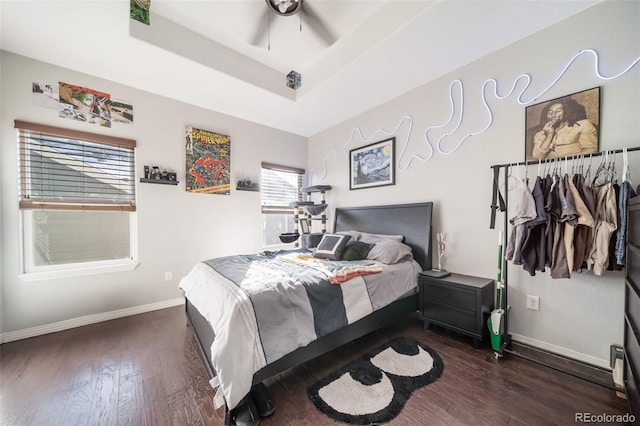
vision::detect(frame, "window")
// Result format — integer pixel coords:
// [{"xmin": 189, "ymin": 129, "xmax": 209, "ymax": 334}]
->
[
  {"xmin": 260, "ymin": 162, "xmax": 305, "ymax": 246},
  {"xmin": 16, "ymin": 120, "xmax": 137, "ymax": 278}
]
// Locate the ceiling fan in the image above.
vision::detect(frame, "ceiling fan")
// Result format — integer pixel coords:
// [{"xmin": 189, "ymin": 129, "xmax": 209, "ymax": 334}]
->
[{"xmin": 251, "ymin": 0, "xmax": 336, "ymax": 47}]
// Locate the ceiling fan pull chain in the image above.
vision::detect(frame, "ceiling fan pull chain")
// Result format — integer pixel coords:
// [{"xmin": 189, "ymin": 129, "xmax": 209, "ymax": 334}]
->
[
  {"xmin": 300, "ymin": 13, "xmax": 302, "ymax": 32},
  {"xmin": 267, "ymin": 8, "xmax": 271, "ymax": 51}
]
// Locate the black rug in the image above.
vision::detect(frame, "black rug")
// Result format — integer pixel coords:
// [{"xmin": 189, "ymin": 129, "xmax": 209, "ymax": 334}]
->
[{"xmin": 307, "ymin": 337, "xmax": 444, "ymax": 425}]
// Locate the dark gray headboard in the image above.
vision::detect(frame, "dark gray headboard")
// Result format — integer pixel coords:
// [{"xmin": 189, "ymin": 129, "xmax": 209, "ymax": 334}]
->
[{"xmin": 333, "ymin": 202, "xmax": 433, "ymax": 270}]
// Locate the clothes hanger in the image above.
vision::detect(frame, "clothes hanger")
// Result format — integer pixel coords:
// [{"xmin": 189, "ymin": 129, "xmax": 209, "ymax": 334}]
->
[
  {"xmin": 584, "ymin": 153, "xmax": 592, "ymax": 184},
  {"xmin": 611, "ymin": 150, "xmax": 618, "ymax": 184},
  {"xmin": 623, "ymin": 147, "xmax": 632, "ymax": 185},
  {"xmin": 543, "ymin": 157, "xmax": 551, "ymax": 177},
  {"xmin": 537, "ymin": 159, "xmax": 542, "ymax": 178},
  {"xmin": 502, "ymin": 164, "xmax": 518, "ymax": 192},
  {"xmin": 592, "ymin": 151, "xmax": 608, "ymax": 187},
  {"xmin": 515, "ymin": 162, "xmax": 524, "ymax": 189},
  {"xmin": 550, "ymin": 158, "xmax": 559, "ymax": 193}
]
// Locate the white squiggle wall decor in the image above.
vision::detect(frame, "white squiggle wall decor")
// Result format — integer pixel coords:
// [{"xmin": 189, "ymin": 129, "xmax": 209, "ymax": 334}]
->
[
  {"xmin": 310, "ymin": 115, "xmax": 416, "ymax": 180},
  {"xmin": 312, "ymin": 49, "xmax": 640, "ymax": 181},
  {"xmin": 435, "ymin": 49, "xmax": 640, "ymax": 155}
]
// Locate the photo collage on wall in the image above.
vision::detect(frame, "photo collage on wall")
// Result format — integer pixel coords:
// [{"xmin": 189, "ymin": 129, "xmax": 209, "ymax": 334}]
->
[{"xmin": 32, "ymin": 80, "xmax": 134, "ymax": 127}]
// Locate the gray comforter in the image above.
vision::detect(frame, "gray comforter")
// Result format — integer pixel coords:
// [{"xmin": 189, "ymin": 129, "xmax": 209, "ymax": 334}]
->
[{"xmin": 179, "ymin": 249, "xmax": 420, "ymax": 410}]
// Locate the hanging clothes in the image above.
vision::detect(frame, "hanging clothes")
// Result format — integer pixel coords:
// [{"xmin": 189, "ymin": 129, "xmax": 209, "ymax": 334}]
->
[
  {"xmin": 544, "ymin": 172, "xmax": 559, "ymax": 270},
  {"xmin": 616, "ymin": 159, "xmax": 636, "ymax": 265},
  {"xmin": 498, "ymin": 148, "xmax": 638, "ymax": 280},
  {"xmin": 505, "ymin": 179, "xmax": 537, "ymax": 265},
  {"xmin": 550, "ymin": 175, "xmax": 578, "ymax": 279},
  {"xmin": 567, "ymin": 175, "xmax": 595, "ymax": 273},
  {"xmin": 561, "ymin": 174, "xmax": 580, "ymax": 278},
  {"xmin": 588, "ymin": 183, "xmax": 618, "ymax": 276},
  {"xmin": 607, "ymin": 183, "xmax": 623, "ymax": 271},
  {"xmin": 520, "ymin": 176, "xmax": 548, "ymax": 275},
  {"xmin": 572, "ymin": 172, "xmax": 597, "ymax": 271}
]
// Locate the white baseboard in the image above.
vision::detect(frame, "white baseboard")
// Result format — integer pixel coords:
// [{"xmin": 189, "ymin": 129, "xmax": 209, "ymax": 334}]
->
[
  {"xmin": 510, "ymin": 332, "xmax": 610, "ymax": 370},
  {"xmin": 0, "ymin": 298, "xmax": 185, "ymax": 344}
]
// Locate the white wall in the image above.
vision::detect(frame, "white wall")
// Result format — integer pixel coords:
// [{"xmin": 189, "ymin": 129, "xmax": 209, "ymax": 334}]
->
[
  {"xmin": 308, "ymin": 0, "xmax": 640, "ymax": 367},
  {"xmin": 0, "ymin": 52, "xmax": 307, "ymax": 338}
]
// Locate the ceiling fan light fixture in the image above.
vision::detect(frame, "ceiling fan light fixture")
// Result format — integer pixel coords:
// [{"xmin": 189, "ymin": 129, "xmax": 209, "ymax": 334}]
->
[{"xmin": 266, "ymin": 0, "xmax": 302, "ymax": 16}]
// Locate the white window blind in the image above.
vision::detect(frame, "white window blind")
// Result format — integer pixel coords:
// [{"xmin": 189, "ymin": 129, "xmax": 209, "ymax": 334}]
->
[
  {"xmin": 260, "ymin": 162, "xmax": 305, "ymax": 214},
  {"xmin": 260, "ymin": 162, "xmax": 305, "ymax": 246},
  {"xmin": 16, "ymin": 120, "xmax": 136, "ymax": 211},
  {"xmin": 15, "ymin": 120, "xmax": 138, "ymax": 276}
]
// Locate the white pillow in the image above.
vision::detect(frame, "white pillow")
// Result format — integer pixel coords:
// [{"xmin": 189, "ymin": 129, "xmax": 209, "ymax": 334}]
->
[
  {"xmin": 367, "ymin": 239, "xmax": 413, "ymax": 264},
  {"xmin": 358, "ymin": 232, "xmax": 404, "ymax": 244}
]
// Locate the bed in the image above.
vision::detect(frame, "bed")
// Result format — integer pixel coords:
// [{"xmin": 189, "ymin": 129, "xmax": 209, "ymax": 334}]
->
[{"xmin": 180, "ymin": 202, "xmax": 433, "ymax": 414}]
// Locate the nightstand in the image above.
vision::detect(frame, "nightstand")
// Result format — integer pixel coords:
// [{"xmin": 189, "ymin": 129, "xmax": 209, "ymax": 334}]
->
[{"xmin": 418, "ymin": 272, "xmax": 495, "ymax": 348}]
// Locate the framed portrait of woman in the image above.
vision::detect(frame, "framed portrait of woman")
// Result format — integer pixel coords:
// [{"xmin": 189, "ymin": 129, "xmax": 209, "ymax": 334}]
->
[{"xmin": 524, "ymin": 87, "xmax": 600, "ymax": 162}]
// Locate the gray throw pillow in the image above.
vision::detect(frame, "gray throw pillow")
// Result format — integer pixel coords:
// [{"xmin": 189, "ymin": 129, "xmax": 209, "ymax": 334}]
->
[{"xmin": 314, "ymin": 233, "xmax": 352, "ymax": 260}]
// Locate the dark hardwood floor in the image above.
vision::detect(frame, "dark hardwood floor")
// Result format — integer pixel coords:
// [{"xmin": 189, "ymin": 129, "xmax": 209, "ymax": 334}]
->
[{"xmin": 0, "ymin": 306, "xmax": 630, "ymax": 425}]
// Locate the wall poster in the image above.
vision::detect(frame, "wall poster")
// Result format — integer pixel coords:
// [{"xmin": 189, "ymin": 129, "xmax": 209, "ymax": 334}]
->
[
  {"xmin": 32, "ymin": 80, "xmax": 59, "ymax": 109},
  {"xmin": 185, "ymin": 126, "xmax": 231, "ymax": 195},
  {"xmin": 59, "ymin": 82, "xmax": 112, "ymax": 128},
  {"xmin": 525, "ymin": 86, "xmax": 600, "ymax": 162}
]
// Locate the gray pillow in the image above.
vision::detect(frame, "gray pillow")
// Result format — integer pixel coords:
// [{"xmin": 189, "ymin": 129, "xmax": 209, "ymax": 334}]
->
[
  {"xmin": 367, "ymin": 239, "xmax": 413, "ymax": 264},
  {"xmin": 314, "ymin": 233, "xmax": 352, "ymax": 260}
]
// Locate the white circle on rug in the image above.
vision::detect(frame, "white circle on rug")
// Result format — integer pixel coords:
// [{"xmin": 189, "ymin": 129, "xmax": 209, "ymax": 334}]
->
[
  {"xmin": 370, "ymin": 346, "xmax": 434, "ymax": 377},
  {"xmin": 317, "ymin": 371, "xmax": 394, "ymax": 415}
]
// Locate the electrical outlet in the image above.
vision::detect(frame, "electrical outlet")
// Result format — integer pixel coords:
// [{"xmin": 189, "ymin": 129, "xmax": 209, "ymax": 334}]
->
[
  {"xmin": 527, "ymin": 295, "xmax": 540, "ymax": 310},
  {"xmin": 165, "ymin": 272, "xmax": 173, "ymax": 281}
]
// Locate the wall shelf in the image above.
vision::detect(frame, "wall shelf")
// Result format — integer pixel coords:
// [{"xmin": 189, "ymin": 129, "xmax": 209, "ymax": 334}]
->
[{"xmin": 140, "ymin": 178, "xmax": 179, "ymax": 185}]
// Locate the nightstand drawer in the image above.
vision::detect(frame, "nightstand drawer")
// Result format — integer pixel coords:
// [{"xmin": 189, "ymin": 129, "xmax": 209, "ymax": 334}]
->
[
  {"xmin": 422, "ymin": 281, "xmax": 476, "ymax": 311},
  {"xmin": 424, "ymin": 301, "xmax": 475, "ymax": 332}
]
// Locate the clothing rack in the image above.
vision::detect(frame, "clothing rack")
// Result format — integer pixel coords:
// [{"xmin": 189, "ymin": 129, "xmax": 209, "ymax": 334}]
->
[
  {"xmin": 489, "ymin": 146, "xmax": 640, "ymax": 385},
  {"xmin": 493, "ymin": 146, "xmax": 640, "ymax": 169}
]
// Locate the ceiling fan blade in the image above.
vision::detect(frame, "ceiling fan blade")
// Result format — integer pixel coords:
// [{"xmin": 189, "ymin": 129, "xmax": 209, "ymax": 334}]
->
[
  {"xmin": 301, "ymin": 2, "xmax": 336, "ymax": 46},
  {"xmin": 250, "ymin": 8, "xmax": 269, "ymax": 46}
]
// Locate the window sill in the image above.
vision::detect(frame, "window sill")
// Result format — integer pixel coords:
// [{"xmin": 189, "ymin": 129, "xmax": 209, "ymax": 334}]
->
[{"xmin": 19, "ymin": 260, "xmax": 139, "ymax": 282}]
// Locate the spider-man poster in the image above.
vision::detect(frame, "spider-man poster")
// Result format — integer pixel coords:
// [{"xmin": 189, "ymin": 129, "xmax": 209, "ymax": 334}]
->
[{"xmin": 185, "ymin": 126, "xmax": 231, "ymax": 195}]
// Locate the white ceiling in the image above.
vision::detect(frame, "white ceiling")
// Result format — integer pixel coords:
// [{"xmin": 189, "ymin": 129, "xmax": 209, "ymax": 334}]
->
[{"xmin": 0, "ymin": 0, "xmax": 599, "ymax": 137}]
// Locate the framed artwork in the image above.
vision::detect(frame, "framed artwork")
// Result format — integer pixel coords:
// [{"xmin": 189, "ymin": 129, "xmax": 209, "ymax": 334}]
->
[
  {"xmin": 185, "ymin": 126, "xmax": 231, "ymax": 195},
  {"xmin": 299, "ymin": 218, "xmax": 310, "ymax": 234},
  {"xmin": 349, "ymin": 137, "xmax": 396, "ymax": 190},
  {"xmin": 525, "ymin": 86, "xmax": 600, "ymax": 162}
]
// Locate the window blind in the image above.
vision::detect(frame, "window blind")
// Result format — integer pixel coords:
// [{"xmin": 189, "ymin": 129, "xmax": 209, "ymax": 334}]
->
[
  {"xmin": 16, "ymin": 120, "xmax": 137, "ymax": 212},
  {"xmin": 260, "ymin": 162, "xmax": 304, "ymax": 214}
]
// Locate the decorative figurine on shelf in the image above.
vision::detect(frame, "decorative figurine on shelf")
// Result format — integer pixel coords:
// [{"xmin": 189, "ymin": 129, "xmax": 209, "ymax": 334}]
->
[
  {"xmin": 421, "ymin": 230, "xmax": 451, "ymax": 278},
  {"xmin": 436, "ymin": 231, "xmax": 446, "ymax": 271}
]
